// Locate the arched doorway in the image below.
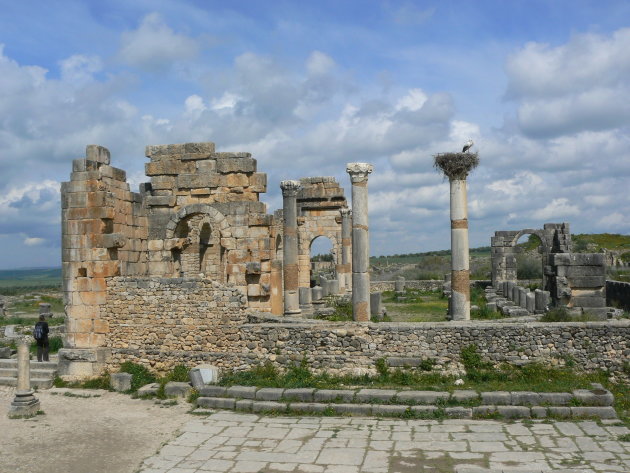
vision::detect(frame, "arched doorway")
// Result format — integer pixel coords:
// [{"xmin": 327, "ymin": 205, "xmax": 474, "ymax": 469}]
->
[
  {"xmin": 310, "ymin": 236, "xmax": 335, "ymax": 287},
  {"xmin": 514, "ymin": 233, "xmax": 544, "ymax": 288}
]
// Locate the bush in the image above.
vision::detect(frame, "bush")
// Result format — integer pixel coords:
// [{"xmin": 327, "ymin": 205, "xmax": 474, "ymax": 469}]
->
[
  {"xmin": 516, "ymin": 254, "xmax": 542, "ymax": 279},
  {"xmin": 119, "ymin": 361, "xmax": 157, "ymax": 391}
]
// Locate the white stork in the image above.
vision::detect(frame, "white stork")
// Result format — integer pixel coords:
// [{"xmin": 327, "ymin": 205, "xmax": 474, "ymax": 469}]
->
[{"xmin": 462, "ymin": 139, "xmax": 474, "ymax": 153}]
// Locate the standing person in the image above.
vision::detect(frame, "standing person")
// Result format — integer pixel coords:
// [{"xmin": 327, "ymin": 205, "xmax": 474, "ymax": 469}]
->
[{"xmin": 33, "ymin": 314, "xmax": 49, "ymax": 362}]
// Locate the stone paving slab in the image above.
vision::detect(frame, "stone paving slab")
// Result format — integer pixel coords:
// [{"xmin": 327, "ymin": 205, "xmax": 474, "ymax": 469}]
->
[{"xmin": 138, "ymin": 412, "xmax": 630, "ymax": 473}]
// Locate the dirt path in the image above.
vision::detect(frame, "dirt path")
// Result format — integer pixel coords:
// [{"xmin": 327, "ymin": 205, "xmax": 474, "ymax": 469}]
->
[{"xmin": 0, "ymin": 386, "xmax": 192, "ymax": 473}]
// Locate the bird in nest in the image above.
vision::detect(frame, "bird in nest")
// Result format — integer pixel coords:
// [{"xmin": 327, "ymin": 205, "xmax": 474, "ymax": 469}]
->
[{"xmin": 462, "ymin": 139, "xmax": 474, "ymax": 153}]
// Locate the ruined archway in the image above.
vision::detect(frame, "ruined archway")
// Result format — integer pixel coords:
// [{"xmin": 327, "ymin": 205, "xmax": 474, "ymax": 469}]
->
[
  {"xmin": 165, "ymin": 204, "xmax": 229, "ymax": 281},
  {"xmin": 491, "ymin": 223, "xmax": 571, "ymax": 291},
  {"xmin": 309, "ymin": 236, "xmax": 335, "ymax": 287}
]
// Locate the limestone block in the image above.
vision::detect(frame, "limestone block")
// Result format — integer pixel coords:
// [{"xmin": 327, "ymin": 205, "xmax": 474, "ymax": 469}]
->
[
  {"xmin": 226, "ymin": 385, "xmax": 257, "ymax": 399},
  {"xmin": 255, "ymin": 388, "xmax": 285, "ymax": 401},
  {"xmin": 145, "ymin": 196, "xmax": 176, "ymax": 207},
  {"xmin": 283, "ymin": 388, "xmax": 316, "ymax": 402},
  {"xmin": 164, "ymin": 381, "xmax": 193, "ymax": 398},
  {"xmin": 86, "ymin": 145, "xmax": 110, "ymax": 165},
  {"xmin": 198, "ymin": 397, "xmax": 235, "ymax": 409},
  {"xmin": 199, "ymin": 386, "xmax": 228, "ymax": 397},
  {"xmin": 216, "ymin": 157, "xmax": 256, "ymax": 173},
  {"xmin": 189, "ymin": 365, "xmax": 220, "ymax": 389},
  {"xmin": 313, "ymin": 389, "xmax": 355, "ymax": 402},
  {"xmin": 151, "ymin": 175, "xmax": 176, "ymax": 190},
  {"xmin": 221, "ymin": 173, "xmax": 249, "ymax": 187},
  {"xmin": 249, "ymin": 173, "xmax": 267, "ymax": 192},
  {"xmin": 145, "ymin": 160, "xmax": 194, "ymax": 176},
  {"xmin": 110, "ymin": 372, "xmax": 132, "ymax": 392},
  {"xmin": 138, "ymin": 383, "xmax": 160, "ymax": 397},
  {"xmin": 177, "ymin": 173, "xmax": 219, "ymax": 189}
]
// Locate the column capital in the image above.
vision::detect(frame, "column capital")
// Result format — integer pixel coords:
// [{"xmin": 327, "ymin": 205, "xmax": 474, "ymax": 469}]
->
[
  {"xmin": 340, "ymin": 208, "xmax": 352, "ymax": 218},
  {"xmin": 346, "ymin": 163, "xmax": 373, "ymax": 183},
  {"xmin": 280, "ymin": 180, "xmax": 301, "ymax": 197}
]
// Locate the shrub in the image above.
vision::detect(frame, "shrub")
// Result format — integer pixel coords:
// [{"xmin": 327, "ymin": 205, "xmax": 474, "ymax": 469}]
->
[{"xmin": 119, "ymin": 361, "xmax": 157, "ymax": 392}]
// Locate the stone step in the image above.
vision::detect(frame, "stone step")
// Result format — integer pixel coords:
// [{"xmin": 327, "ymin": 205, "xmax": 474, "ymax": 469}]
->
[
  {"xmin": 0, "ymin": 359, "xmax": 58, "ymax": 370},
  {"xmin": 0, "ymin": 368, "xmax": 57, "ymax": 378},
  {"xmin": 0, "ymin": 376, "xmax": 54, "ymax": 389}
]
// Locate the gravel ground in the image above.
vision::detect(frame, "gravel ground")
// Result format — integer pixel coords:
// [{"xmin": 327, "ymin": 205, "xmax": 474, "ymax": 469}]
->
[{"xmin": 0, "ymin": 386, "xmax": 192, "ymax": 473}]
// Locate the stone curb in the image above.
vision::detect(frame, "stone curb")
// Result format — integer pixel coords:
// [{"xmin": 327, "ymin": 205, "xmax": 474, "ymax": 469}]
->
[
  {"xmin": 196, "ymin": 396, "xmax": 618, "ymax": 420},
  {"xmin": 198, "ymin": 384, "xmax": 614, "ymax": 407}
]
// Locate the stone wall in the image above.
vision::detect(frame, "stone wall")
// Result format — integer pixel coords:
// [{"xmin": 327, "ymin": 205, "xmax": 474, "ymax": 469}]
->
[
  {"xmin": 370, "ymin": 280, "xmax": 494, "ymax": 292},
  {"xmin": 607, "ymin": 280, "xmax": 630, "ymax": 312},
  {"xmin": 100, "ymin": 277, "xmax": 630, "ymax": 376},
  {"xmin": 101, "ymin": 277, "xmax": 248, "ymax": 372}
]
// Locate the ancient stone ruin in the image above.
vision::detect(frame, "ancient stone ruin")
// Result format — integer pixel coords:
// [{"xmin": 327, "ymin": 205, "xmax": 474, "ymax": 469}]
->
[
  {"xmin": 58, "ymin": 141, "xmax": 629, "ymax": 379},
  {"xmin": 490, "ymin": 223, "xmax": 607, "ymax": 317},
  {"xmin": 60, "ymin": 142, "xmax": 356, "ymax": 376}
]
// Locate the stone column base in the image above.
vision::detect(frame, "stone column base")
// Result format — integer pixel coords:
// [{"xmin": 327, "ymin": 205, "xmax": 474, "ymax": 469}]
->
[
  {"xmin": 8, "ymin": 390, "xmax": 40, "ymax": 418},
  {"xmin": 57, "ymin": 347, "xmax": 112, "ymax": 381}
]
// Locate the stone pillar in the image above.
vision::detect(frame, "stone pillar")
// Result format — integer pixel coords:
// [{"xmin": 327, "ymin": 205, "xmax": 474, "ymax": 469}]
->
[
  {"xmin": 280, "ymin": 180, "xmax": 302, "ymax": 315},
  {"xmin": 299, "ymin": 287, "xmax": 312, "ymax": 310},
  {"xmin": 525, "ymin": 292, "xmax": 535, "ymax": 312},
  {"xmin": 346, "ymin": 163, "xmax": 373, "ymax": 322},
  {"xmin": 449, "ymin": 178, "xmax": 471, "ymax": 320},
  {"xmin": 311, "ymin": 286, "xmax": 323, "ymax": 304},
  {"xmin": 340, "ymin": 208, "xmax": 352, "ymax": 292},
  {"xmin": 395, "ymin": 276, "xmax": 405, "ymax": 293},
  {"xmin": 370, "ymin": 292, "xmax": 385, "ymax": 321},
  {"xmin": 434, "ymin": 152, "xmax": 478, "ymax": 321},
  {"xmin": 8, "ymin": 339, "xmax": 40, "ymax": 418}
]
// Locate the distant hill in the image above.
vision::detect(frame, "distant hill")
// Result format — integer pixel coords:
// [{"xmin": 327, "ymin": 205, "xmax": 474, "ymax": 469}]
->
[{"xmin": 0, "ymin": 267, "xmax": 62, "ymax": 292}]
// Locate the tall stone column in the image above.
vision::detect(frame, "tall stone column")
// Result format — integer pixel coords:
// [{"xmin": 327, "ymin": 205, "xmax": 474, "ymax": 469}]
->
[
  {"xmin": 340, "ymin": 208, "xmax": 352, "ymax": 292},
  {"xmin": 346, "ymin": 163, "xmax": 373, "ymax": 322},
  {"xmin": 434, "ymin": 152, "xmax": 478, "ymax": 321},
  {"xmin": 280, "ymin": 180, "xmax": 302, "ymax": 315}
]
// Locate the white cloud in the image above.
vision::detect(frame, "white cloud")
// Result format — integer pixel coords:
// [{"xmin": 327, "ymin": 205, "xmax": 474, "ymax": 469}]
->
[
  {"xmin": 24, "ymin": 237, "xmax": 45, "ymax": 246},
  {"xmin": 531, "ymin": 198, "xmax": 580, "ymax": 221},
  {"xmin": 598, "ymin": 212, "xmax": 626, "ymax": 228},
  {"xmin": 59, "ymin": 54, "xmax": 102, "ymax": 85},
  {"xmin": 306, "ymin": 51, "xmax": 335, "ymax": 75},
  {"xmin": 506, "ymin": 28, "xmax": 630, "ymax": 137},
  {"xmin": 118, "ymin": 13, "xmax": 200, "ymax": 71}
]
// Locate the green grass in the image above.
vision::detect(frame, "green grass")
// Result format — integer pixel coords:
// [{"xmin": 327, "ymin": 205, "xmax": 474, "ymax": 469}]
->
[
  {"xmin": 0, "ymin": 316, "xmax": 65, "ymax": 327},
  {"xmin": 0, "ymin": 268, "xmax": 61, "ymax": 294},
  {"xmin": 540, "ymin": 308, "xmax": 601, "ymax": 322},
  {"xmin": 382, "ymin": 289, "xmax": 448, "ymax": 322},
  {"xmin": 9, "ymin": 294, "xmax": 64, "ymax": 314},
  {"xmin": 29, "ymin": 336, "xmax": 64, "ymax": 354}
]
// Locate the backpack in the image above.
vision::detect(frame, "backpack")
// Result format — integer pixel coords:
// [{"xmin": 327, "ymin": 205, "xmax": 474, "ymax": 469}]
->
[{"xmin": 33, "ymin": 323, "xmax": 44, "ymax": 341}]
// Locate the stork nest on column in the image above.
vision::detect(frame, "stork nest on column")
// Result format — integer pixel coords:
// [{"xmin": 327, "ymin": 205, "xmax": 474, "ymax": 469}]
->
[{"xmin": 433, "ymin": 152, "xmax": 479, "ymax": 180}]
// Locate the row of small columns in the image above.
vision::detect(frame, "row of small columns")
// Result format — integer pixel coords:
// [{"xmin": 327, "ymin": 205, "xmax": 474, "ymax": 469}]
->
[{"xmin": 280, "ymin": 163, "xmax": 373, "ymax": 321}]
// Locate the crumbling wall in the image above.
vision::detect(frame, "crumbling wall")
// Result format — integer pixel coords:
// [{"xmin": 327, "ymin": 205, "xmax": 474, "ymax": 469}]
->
[
  {"xmin": 607, "ymin": 280, "xmax": 630, "ymax": 312},
  {"xmin": 548, "ymin": 253, "xmax": 607, "ymax": 317},
  {"xmin": 61, "ymin": 145, "xmax": 148, "ymax": 369},
  {"xmin": 99, "ymin": 277, "xmax": 630, "ymax": 374},
  {"xmin": 142, "ymin": 143, "xmax": 273, "ymax": 310},
  {"xmin": 101, "ymin": 277, "xmax": 248, "ymax": 373}
]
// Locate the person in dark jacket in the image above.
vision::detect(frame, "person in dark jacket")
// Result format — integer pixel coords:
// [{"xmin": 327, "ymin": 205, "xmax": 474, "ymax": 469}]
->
[{"xmin": 34, "ymin": 314, "xmax": 49, "ymax": 362}]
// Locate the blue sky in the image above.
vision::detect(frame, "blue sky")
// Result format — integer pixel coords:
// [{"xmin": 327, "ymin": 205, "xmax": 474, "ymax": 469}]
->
[{"xmin": 1, "ymin": 0, "xmax": 629, "ymax": 268}]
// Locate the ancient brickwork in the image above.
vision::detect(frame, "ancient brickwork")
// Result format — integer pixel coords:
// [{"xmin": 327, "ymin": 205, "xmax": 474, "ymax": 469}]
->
[
  {"xmin": 142, "ymin": 143, "xmax": 273, "ymax": 310},
  {"xmin": 607, "ymin": 280, "xmax": 630, "ymax": 312},
  {"xmin": 549, "ymin": 253, "xmax": 607, "ymax": 317},
  {"xmin": 296, "ymin": 177, "xmax": 348, "ymax": 288},
  {"xmin": 98, "ymin": 277, "xmax": 630, "ymax": 375},
  {"xmin": 101, "ymin": 277, "xmax": 248, "ymax": 373},
  {"xmin": 61, "ymin": 145, "xmax": 148, "ymax": 359}
]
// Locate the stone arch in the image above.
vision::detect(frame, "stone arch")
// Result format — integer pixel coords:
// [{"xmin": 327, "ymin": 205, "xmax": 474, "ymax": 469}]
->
[
  {"xmin": 165, "ymin": 204, "xmax": 230, "ymax": 281},
  {"xmin": 491, "ymin": 223, "xmax": 571, "ymax": 291}
]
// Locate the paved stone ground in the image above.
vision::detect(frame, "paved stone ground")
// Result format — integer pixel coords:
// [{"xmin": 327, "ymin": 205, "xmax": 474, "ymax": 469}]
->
[{"xmin": 139, "ymin": 411, "xmax": 630, "ymax": 473}]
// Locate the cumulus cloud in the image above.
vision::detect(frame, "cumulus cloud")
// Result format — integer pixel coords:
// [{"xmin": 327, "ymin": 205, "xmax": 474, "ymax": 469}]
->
[
  {"xmin": 118, "ymin": 13, "xmax": 200, "ymax": 71},
  {"xmin": 506, "ymin": 28, "xmax": 630, "ymax": 137},
  {"xmin": 24, "ymin": 237, "xmax": 45, "ymax": 246},
  {"xmin": 531, "ymin": 198, "xmax": 580, "ymax": 221},
  {"xmin": 59, "ymin": 54, "xmax": 102, "ymax": 85}
]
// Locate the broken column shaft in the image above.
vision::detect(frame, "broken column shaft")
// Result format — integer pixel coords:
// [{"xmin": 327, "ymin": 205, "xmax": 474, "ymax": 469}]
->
[
  {"xmin": 434, "ymin": 152, "xmax": 478, "ymax": 321},
  {"xmin": 346, "ymin": 163, "xmax": 373, "ymax": 322},
  {"xmin": 8, "ymin": 339, "xmax": 40, "ymax": 418},
  {"xmin": 280, "ymin": 180, "xmax": 302, "ymax": 315}
]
